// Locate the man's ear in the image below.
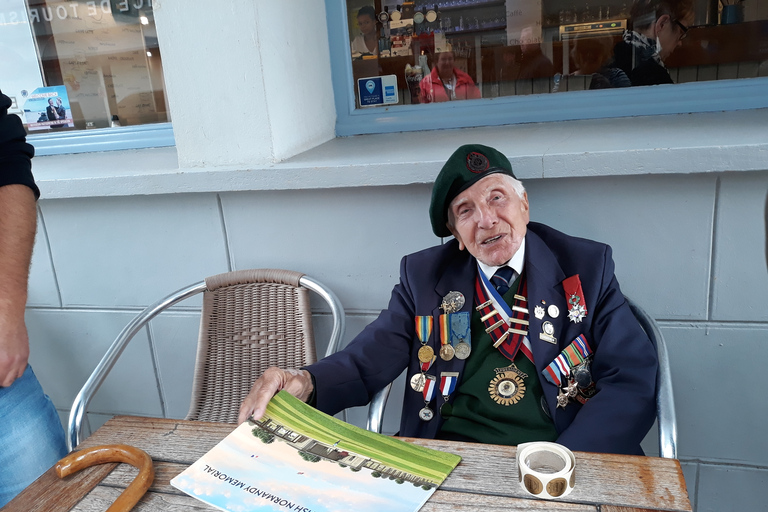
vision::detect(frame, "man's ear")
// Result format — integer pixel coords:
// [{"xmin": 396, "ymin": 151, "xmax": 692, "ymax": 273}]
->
[
  {"xmin": 654, "ymin": 13, "xmax": 671, "ymax": 35},
  {"xmin": 447, "ymin": 223, "xmax": 465, "ymax": 251}
]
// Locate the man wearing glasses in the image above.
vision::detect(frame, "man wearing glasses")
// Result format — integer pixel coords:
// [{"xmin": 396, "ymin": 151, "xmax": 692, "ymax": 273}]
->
[{"xmin": 612, "ymin": 0, "xmax": 694, "ymax": 86}]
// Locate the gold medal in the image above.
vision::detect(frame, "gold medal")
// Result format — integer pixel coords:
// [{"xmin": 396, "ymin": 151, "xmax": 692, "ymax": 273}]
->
[
  {"xmin": 488, "ymin": 365, "xmax": 527, "ymax": 406},
  {"xmin": 439, "ymin": 343, "xmax": 455, "ymax": 361},
  {"xmin": 418, "ymin": 345, "xmax": 435, "ymax": 363}
]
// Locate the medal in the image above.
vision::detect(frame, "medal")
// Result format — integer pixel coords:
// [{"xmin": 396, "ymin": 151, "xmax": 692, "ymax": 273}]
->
[
  {"xmin": 410, "ymin": 373, "xmax": 427, "ymax": 392},
  {"xmin": 556, "ymin": 388, "xmax": 570, "ymax": 409},
  {"xmin": 547, "ymin": 304, "xmax": 560, "ymax": 318},
  {"xmin": 534, "ymin": 305, "xmax": 545, "ymax": 319},
  {"xmin": 454, "ymin": 341, "xmax": 471, "ymax": 359},
  {"xmin": 439, "ymin": 372, "xmax": 459, "ymax": 417},
  {"xmin": 438, "ymin": 313, "xmax": 454, "ymax": 361},
  {"xmin": 542, "ymin": 335, "xmax": 595, "ymax": 409},
  {"xmin": 418, "ymin": 345, "xmax": 435, "ymax": 363},
  {"xmin": 539, "ymin": 321, "xmax": 557, "ymax": 344},
  {"xmin": 420, "ymin": 374, "xmax": 437, "ymax": 421},
  {"xmin": 450, "ymin": 311, "xmax": 471, "ymax": 359},
  {"xmin": 488, "ymin": 364, "xmax": 527, "ymax": 406},
  {"xmin": 441, "ymin": 291, "xmax": 465, "ymax": 314},
  {"xmin": 563, "ymin": 275, "xmax": 588, "ymax": 323},
  {"xmin": 415, "ymin": 315, "xmax": 434, "ymax": 363}
]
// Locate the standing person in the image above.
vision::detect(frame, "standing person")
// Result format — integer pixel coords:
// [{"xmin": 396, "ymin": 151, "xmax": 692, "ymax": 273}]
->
[
  {"xmin": 45, "ymin": 98, "xmax": 59, "ymax": 121},
  {"xmin": 611, "ymin": 0, "xmax": 694, "ymax": 86},
  {"xmin": 55, "ymin": 97, "xmax": 66, "ymax": 120},
  {"xmin": 239, "ymin": 144, "xmax": 658, "ymax": 456},
  {"xmin": 0, "ymin": 90, "xmax": 68, "ymax": 507},
  {"xmin": 419, "ymin": 50, "xmax": 482, "ymax": 103},
  {"xmin": 350, "ymin": 5, "xmax": 379, "ymax": 57}
]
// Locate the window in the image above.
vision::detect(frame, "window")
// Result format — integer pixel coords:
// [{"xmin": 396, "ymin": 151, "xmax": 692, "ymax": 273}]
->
[
  {"xmin": 332, "ymin": 0, "xmax": 768, "ymax": 134},
  {"xmin": 2, "ymin": 0, "xmax": 171, "ymax": 151}
]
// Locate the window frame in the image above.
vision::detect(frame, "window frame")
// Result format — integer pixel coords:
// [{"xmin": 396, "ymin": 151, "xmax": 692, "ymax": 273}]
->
[{"xmin": 326, "ymin": 0, "xmax": 768, "ymax": 137}]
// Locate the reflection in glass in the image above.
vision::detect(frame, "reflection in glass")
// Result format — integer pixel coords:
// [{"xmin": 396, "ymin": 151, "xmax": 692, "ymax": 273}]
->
[
  {"xmin": 0, "ymin": 0, "xmax": 168, "ymax": 133},
  {"xmin": 347, "ymin": 0, "xmax": 768, "ymax": 108}
]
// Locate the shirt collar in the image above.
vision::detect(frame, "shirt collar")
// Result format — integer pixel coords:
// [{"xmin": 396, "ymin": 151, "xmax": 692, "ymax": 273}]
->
[{"xmin": 476, "ymin": 238, "xmax": 526, "ymax": 281}]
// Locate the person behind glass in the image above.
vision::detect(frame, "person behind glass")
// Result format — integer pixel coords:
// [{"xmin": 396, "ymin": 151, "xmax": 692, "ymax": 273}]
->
[
  {"xmin": 0, "ymin": 90, "xmax": 68, "ymax": 507},
  {"xmin": 55, "ymin": 97, "xmax": 66, "ymax": 119},
  {"xmin": 45, "ymin": 98, "xmax": 59, "ymax": 121},
  {"xmin": 238, "ymin": 144, "xmax": 658, "ymax": 457},
  {"xmin": 568, "ymin": 36, "xmax": 631, "ymax": 89},
  {"xmin": 418, "ymin": 50, "xmax": 481, "ymax": 103},
  {"xmin": 350, "ymin": 5, "xmax": 378, "ymax": 57},
  {"xmin": 517, "ymin": 26, "xmax": 554, "ymax": 80},
  {"xmin": 612, "ymin": 0, "xmax": 694, "ymax": 86}
]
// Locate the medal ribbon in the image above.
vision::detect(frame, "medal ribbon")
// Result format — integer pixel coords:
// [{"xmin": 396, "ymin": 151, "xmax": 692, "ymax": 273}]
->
[
  {"xmin": 562, "ymin": 274, "xmax": 587, "ymax": 315},
  {"xmin": 415, "ymin": 315, "xmax": 433, "ymax": 343},
  {"xmin": 439, "ymin": 372, "xmax": 458, "ymax": 398},
  {"xmin": 543, "ymin": 334, "xmax": 593, "ymax": 386},
  {"xmin": 475, "ymin": 269, "xmax": 534, "ymax": 363},
  {"xmin": 422, "ymin": 376, "xmax": 437, "ymax": 402},
  {"xmin": 450, "ymin": 311, "xmax": 470, "ymax": 343},
  {"xmin": 438, "ymin": 313, "xmax": 451, "ymax": 348},
  {"xmin": 420, "ymin": 356, "xmax": 436, "ymax": 372}
]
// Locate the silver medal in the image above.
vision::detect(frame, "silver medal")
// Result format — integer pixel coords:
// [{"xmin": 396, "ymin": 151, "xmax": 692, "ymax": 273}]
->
[
  {"xmin": 547, "ymin": 304, "xmax": 560, "ymax": 318},
  {"xmin": 441, "ymin": 291, "xmax": 465, "ymax": 314},
  {"xmin": 419, "ymin": 406, "xmax": 434, "ymax": 421}
]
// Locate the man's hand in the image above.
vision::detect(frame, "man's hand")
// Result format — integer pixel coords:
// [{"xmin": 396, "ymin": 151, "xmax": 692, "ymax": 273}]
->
[
  {"xmin": 0, "ymin": 311, "xmax": 30, "ymax": 387},
  {"xmin": 237, "ymin": 367, "xmax": 314, "ymax": 424}
]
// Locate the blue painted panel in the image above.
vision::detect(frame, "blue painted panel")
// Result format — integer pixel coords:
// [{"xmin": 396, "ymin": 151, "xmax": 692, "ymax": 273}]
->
[
  {"xmin": 26, "ymin": 309, "xmax": 163, "ymax": 417},
  {"xmin": 526, "ymin": 174, "xmax": 716, "ymax": 320},
  {"xmin": 662, "ymin": 324, "xmax": 768, "ymax": 466},
  {"xmin": 712, "ymin": 170, "xmax": 768, "ymax": 321},
  {"xmin": 697, "ymin": 464, "xmax": 768, "ymax": 512},
  {"xmin": 221, "ymin": 186, "xmax": 436, "ymax": 312},
  {"xmin": 39, "ymin": 194, "xmax": 229, "ymax": 308}
]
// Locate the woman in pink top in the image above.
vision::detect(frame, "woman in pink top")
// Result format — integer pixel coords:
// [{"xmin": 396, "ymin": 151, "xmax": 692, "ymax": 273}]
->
[{"xmin": 419, "ymin": 51, "xmax": 481, "ymax": 103}]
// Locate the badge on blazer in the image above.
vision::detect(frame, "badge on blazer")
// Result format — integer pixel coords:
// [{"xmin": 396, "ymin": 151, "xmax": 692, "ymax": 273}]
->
[
  {"xmin": 488, "ymin": 364, "xmax": 527, "ymax": 406},
  {"xmin": 441, "ymin": 291, "xmax": 465, "ymax": 314}
]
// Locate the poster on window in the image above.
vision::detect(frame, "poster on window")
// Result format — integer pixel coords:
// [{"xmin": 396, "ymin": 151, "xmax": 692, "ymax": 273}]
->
[{"xmin": 23, "ymin": 85, "xmax": 75, "ymax": 130}]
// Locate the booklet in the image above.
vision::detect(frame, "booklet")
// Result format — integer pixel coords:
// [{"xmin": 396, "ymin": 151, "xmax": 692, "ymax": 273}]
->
[{"xmin": 171, "ymin": 391, "xmax": 461, "ymax": 512}]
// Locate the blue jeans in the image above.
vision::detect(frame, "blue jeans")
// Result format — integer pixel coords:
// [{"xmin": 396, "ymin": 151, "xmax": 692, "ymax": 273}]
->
[{"xmin": 0, "ymin": 365, "xmax": 68, "ymax": 507}]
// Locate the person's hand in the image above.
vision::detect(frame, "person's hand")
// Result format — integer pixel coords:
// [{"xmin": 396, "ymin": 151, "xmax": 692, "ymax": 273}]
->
[
  {"xmin": 0, "ymin": 310, "xmax": 30, "ymax": 387},
  {"xmin": 237, "ymin": 367, "xmax": 313, "ymax": 424}
]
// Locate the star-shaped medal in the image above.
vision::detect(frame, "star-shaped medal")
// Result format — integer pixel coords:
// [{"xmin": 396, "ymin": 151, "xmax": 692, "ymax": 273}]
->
[{"xmin": 567, "ymin": 304, "xmax": 586, "ymax": 323}]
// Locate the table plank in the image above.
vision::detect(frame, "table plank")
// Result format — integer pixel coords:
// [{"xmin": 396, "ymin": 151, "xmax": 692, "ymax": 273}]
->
[
  {"xmin": 423, "ymin": 490, "xmax": 597, "ymax": 511},
  {"xmin": 69, "ymin": 486, "xmax": 215, "ymax": 512},
  {"xmin": 404, "ymin": 438, "xmax": 691, "ymax": 512}
]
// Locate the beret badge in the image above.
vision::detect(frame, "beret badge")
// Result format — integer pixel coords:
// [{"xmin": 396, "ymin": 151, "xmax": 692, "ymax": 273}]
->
[{"xmin": 466, "ymin": 152, "xmax": 490, "ymax": 174}]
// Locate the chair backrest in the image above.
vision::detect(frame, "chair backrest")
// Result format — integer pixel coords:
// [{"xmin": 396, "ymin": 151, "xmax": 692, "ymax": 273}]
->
[
  {"xmin": 365, "ymin": 295, "xmax": 678, "ymax": 459},
  {"xmin": 67, "ymin": 269, "xmax": 345, "ymax": 451}
]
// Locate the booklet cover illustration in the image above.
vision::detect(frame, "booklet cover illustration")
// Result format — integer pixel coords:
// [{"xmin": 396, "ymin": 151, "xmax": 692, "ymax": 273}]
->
[{"xmin": 171, "ymin": 391, "xmax": 461, "ymax": 512}]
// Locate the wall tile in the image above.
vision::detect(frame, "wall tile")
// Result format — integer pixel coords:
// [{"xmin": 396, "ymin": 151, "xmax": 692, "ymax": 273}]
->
[
  {"xmin": 711, "ymin": 171, "xmax": 768, "ymax": 321},
  {"xmin": 662, "ymin": 324, "xmax": 768, "ymax": 466},
  {"xmin": 39, "ymin": 194, "xmax": 229, "ymax": 308},
  {"xmin": 221, "ymin": 186, "xmax": 435, "ymax": 312},
  {"xmin": 27, "ymin": 213, "xmax": 60, "ymax": 307},
  {"xmin": 697, "ymin": 464, "xmax": 768, "ymax": 512},
  {"xmin": 679, "ymin": 461, "xmax": 698, "ymax": 511},
  {"xmin": 26, "ymin": 309, "xmax": 163, "ymax": 418},
  {"xmin": 149, "ymin": 312, "xmax": 202, "ymax": 419},
  {"xmin": 526, "ymin": 174, "xmax": 716, "ymax": 320}
]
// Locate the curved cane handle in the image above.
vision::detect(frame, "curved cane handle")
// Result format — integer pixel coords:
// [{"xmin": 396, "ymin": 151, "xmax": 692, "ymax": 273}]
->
[{"xmin": 55, "ymin": 444, "xmax": 155, "ymax": 512}]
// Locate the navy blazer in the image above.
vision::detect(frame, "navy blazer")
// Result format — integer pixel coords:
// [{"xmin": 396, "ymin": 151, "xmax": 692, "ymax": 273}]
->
[{"xmin": 308, "ymin": 222, "xmax": 657, "ymax": 455}]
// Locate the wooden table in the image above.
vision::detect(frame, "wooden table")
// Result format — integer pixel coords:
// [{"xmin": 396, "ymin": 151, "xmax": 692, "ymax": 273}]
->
[{"xmin": 5, "ymin": 416, "xmax": 692, "ymax": 512}]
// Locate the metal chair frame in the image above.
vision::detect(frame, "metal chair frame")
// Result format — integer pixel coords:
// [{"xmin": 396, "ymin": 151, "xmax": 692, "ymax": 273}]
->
[
  {"xmin": 366, "ymin": 295, "xmax": 678, "ymax": 459},
  {"xmin": 67, "ymin": 273, "xmax": 345, "ymax": 451}
]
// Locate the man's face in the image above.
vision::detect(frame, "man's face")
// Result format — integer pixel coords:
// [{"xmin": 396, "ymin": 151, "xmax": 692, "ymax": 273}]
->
[
  {"xmin": 447, "ymin": 174, "xmax": 530, "ymax": 266},
  {"xmin": 437, "ymin": 52, "xmax": 454, "ymax": 76}
]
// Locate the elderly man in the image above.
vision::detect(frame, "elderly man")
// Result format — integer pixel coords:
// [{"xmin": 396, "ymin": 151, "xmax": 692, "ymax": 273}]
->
[{"xmin": 239, "ymin": 144, "xmax": 657, "ymax": 455}]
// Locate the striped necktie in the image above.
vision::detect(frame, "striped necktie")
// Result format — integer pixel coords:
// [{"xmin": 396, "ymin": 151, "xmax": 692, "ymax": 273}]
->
[{"xmin": 490, "ymin": 266, "xmax": 516, "ymax": 296}]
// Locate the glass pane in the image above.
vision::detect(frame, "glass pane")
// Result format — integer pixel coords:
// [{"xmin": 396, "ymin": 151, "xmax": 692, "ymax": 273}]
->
[
  {"xmin": 1, "ymin": 0, "xmax": 168, "ymax": 133},
  {"xmin": 347, "ymin": 0, "xmax": 768, "ymax": 108}
]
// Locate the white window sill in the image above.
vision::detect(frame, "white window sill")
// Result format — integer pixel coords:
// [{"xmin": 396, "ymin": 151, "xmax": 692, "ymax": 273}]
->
[{"xmin": 33, "ymin": 108, "xmax": 768, "ymax": 200}]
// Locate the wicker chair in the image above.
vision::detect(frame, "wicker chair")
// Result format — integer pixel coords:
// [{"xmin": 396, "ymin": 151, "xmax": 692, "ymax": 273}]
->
[
  {"xmin": 67, "ymin": 269, "xmax": 345, "ymax": 451},
  {"xmin": 365, "ymin": 295, "xmax": 678, "ymax": 459}
]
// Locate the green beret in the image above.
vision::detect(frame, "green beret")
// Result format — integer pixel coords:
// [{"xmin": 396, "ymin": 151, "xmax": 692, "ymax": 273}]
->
[{"xmin": 429, "ymin": 144, "xmax": 516, "ymax": 237}]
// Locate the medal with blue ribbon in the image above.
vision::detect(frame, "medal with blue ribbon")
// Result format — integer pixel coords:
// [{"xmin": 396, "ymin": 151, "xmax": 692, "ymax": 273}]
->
[
  {"xmin": 542, "ymin": 334, "xmax": 594, "ymax": 408},
  {"xmin": 450, "ymin": 312, "xmax": 471, "ymax": 359},
  {"xmin": 438, "ymin": 371, "xmax": 459, "ymax": 417},
  {"xmin": 415, "ymin": 315, "xmax": 434, "ymax": 363},
  {"xmin": 419, "ymin": 374, "xmax": 437, "ymax": 421}
]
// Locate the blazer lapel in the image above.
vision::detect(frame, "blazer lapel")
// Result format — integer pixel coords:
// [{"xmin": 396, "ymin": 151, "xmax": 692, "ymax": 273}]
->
[{"xmin": 524, "ymin": 229, "xmax": 567, "ymax": 413}]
